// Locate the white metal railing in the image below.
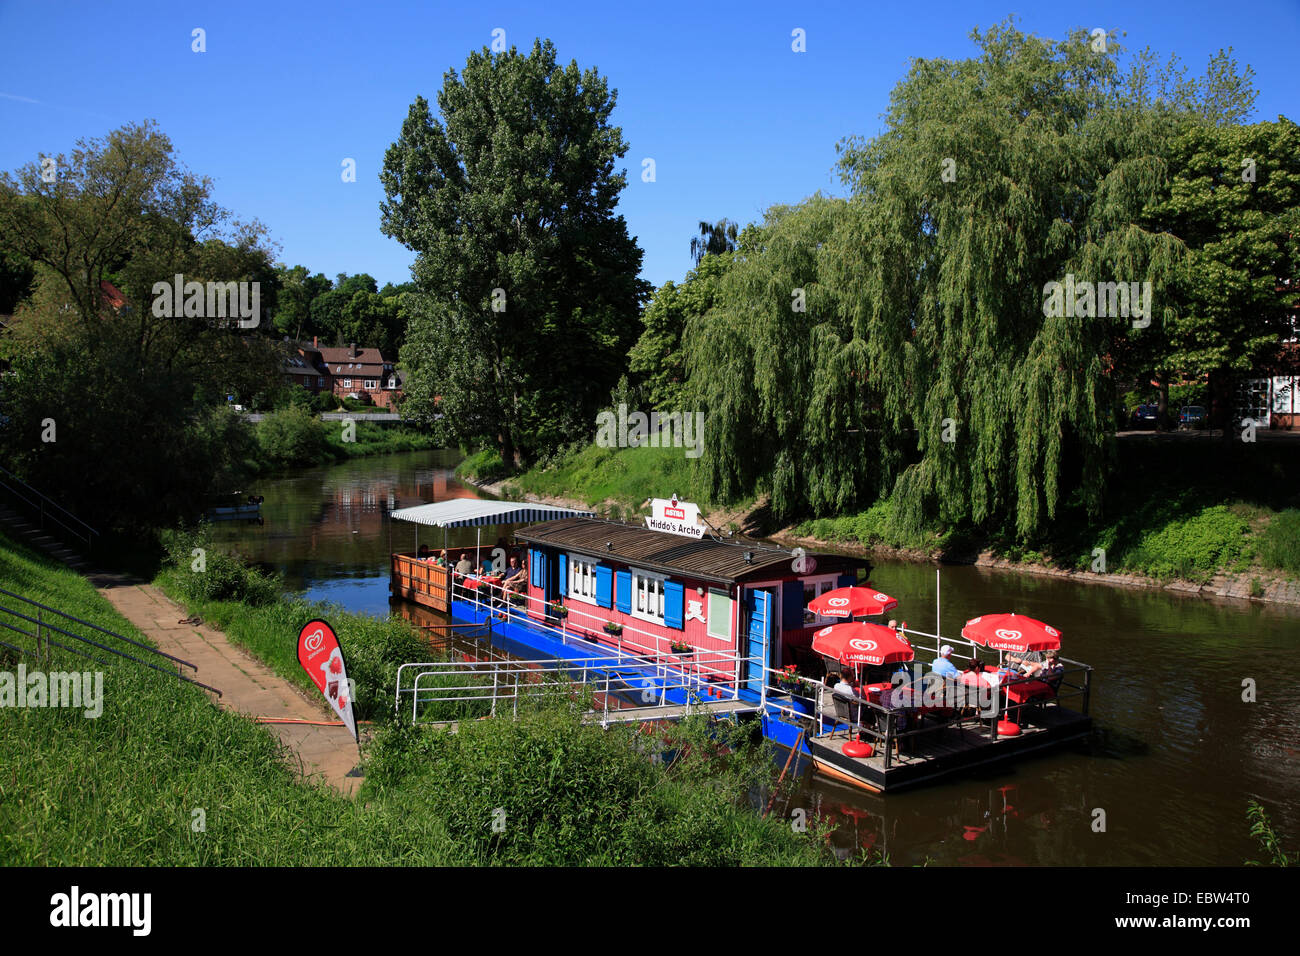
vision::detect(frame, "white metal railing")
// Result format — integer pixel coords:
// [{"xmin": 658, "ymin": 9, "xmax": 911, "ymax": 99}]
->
[
  {"xmin": 441, "ymin": 566, "xmax": 763, "ymax": 690},
  {"xmin": 756, "ymin": 625, "xmax": 1090, "ymax": 754},
  {"xmin": 395, "ymin": 646, "xmax": 756, "ymax": 725}
]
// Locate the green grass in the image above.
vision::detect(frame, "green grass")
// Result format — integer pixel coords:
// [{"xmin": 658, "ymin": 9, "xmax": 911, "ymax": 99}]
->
[
  {"xmin": 323, "ymin": 423, "xmax": 438, "ymax": 461},
  {"xmin": 1257, "ymin": 509, "xmax": 1300, "ymax": 576},
  {"xmin": 460, "ymin": 440, "xmax": 725, "ymax": 517},
  {"xmin": 2, "ymin": 529, "xmax": 850, "ymax": 865}
]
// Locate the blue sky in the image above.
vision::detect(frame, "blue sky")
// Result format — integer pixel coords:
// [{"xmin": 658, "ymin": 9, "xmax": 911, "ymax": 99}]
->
[{"xmin": 2, "ymin": 0, "xmax": 1297, "ymax": 291}]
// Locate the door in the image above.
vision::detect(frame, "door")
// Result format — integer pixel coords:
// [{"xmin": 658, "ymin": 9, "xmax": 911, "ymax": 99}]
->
[{"xmin": 743, "ymin": 588, "xmax": 773, "ymax": 698}]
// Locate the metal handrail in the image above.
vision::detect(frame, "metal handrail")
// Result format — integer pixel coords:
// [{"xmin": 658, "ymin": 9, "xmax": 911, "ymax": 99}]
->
[
  {"xmin": 0, "ymin": 586, "xmax": 221, "ymax": 696},
  {"xmin": 0, "ymin": 464, "xmax": 100, "ymax": 550}
]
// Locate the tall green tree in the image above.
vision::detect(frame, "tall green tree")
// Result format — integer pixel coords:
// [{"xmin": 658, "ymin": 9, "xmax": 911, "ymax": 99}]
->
[
  {"xmin": 0, "ymin": 121, "xmax": 275, "ymax": 530},
  {"xmin": 1139, "ymin": 118, "xmax": 1300, "ymax": 433},
  {"xmin": 690, "ymin": 219, "xmax": 739, "ymax": 267},
  {"xmin": 380, "ymin": 39, "xmax": 649, "ymax": 465},
  {"xmin": 629, "ymin": 251, "xmax": 733, "ymax": 411}
]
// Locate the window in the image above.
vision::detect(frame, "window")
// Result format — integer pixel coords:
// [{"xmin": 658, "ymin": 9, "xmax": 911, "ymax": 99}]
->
[
  {"xmin": 317, "ymin": 377, "xmax": 325, "ymax": 387},
  {"xmin": 707, "ymin": 589, "xmax": 732, "ymax": 640},
  {"xmin": 343, "ymin": 378, "xmax": 352, "ymax": 388},
  {"xmin": 630, "ymin": 568, "xmax": 666, "ymax": 624},
  {"xmin": 365, "ymin": 379, "xmax": 378, "ymax": 389},
  {"xmin": 568, "ymin": 555, "xmax": 599, "ymax": 605},
  {"xmin": 802, "ymin": 575, "xmax": 841, "ymax": 625}
]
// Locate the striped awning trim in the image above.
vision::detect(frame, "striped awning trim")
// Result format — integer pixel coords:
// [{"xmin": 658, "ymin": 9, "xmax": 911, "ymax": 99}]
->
[{"xmin": 388, "ymin": 499, "xmax": 594, "ymax": 528}]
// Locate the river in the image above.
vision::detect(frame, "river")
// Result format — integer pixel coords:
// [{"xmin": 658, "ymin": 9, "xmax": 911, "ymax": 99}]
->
[{"xmin": 210, "ymin": 448, "xmax": 1300, "ymax": 866}]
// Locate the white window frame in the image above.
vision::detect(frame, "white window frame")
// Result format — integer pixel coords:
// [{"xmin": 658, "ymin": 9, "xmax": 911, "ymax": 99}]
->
[
  {"xmin": 706, "ymin": 588, "xmax": 732, "ymax": 640},
  {"xmin": 343, "ymin": 378, "xmax": 352, "ymax": 388},
  {"xmin": 801, "ymin": 574, "xmax": 841, "ymax": 626},
  {"xmin": 630, "ymin": 567, "xmax": 667, "ymax": 625},
  {"xmin": 567, "ymin": 553, "xmax": 599, "ymax": 607},
  {"xmin": 365, "ymin": 379, "xmax": 378, "ymax": 389}
]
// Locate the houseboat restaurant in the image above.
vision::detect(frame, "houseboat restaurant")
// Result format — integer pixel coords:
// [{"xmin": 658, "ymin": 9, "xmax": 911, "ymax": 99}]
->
[{"xmin": 388, "ymin": 500, "xmax": 1093, "ymax": 792}]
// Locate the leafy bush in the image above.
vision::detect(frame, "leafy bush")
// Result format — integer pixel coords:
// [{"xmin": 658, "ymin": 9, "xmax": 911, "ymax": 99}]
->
[
  {"xmin": 1119, "ymin": 505, "xmax": 1250, "ymax": 582},
  {"xmin": 1257, "ymin": 510, "xmax": 1300, "ymax": 576},
  {"xmin": 456, "ymin": 447, "xmax": 511, "ymax": 482},
  {"xmin": 365, "ymin": 706, "xmax": 833, "ymax": 865},
  {"xmin": 256, "ymin": 405, "xmax": 329, "ymax": 469},
  {"xmin": 159, "ymin": 526, "xmax": 280, "ymax": 606}
]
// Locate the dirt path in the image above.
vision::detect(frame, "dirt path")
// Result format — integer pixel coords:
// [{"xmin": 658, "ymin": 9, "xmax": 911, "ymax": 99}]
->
[{"xmin": 89, "ymin": 573, "xmax": 365, "ymax": 795}]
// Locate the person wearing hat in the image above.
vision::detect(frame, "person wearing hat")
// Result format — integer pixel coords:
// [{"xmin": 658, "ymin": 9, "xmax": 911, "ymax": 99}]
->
[{"xmin": 931, "ymin": 644, "xmax": 960, "ymax": 678}]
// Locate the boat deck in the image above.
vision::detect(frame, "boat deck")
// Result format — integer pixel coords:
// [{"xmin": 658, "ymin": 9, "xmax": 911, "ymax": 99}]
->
[{"xmin": 807, "ymin": 706, "xmax": 1091, "ymax": 792}]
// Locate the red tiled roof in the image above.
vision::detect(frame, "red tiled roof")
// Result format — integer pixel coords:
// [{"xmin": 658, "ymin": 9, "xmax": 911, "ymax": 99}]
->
[{"xmin": 99, "ymin": 280, "xmax": 128, "ymax": 310}]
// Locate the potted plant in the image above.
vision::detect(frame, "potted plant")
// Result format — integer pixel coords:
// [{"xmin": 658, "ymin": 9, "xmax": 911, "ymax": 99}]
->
[
  {"xmin": 669, "ymin": 640, "xmax": 693, "ymax": 656},
  {"xmin": 548, "ymin": 601, "xmax": 568, "ymax": 618},
  {"xmin": 507, "ymin": 591, "xmax": 526, "ymax": 607},
  {"xmin": 773, "ymin": 665, "xmax": 812, "ymax": 715},
  {"xmin": 603, "ymin": 621, "xmax": 623, "ymax": 636}
]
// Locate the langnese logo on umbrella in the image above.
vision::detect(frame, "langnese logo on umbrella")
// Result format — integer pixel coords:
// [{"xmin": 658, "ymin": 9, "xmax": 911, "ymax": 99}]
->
[
  {"xmin": 849, "ymin": 638, "xmax": 878, "ymax": 652},
  {"xmin": 995, "ymin": 628, "xmax": 1023, "ymax": 642},
  {"xmin": 828, "ymin": 596, "xmax": 850, "ymax": 608},
  {"xmin": 873, "ymin": 592, "xmax": 889, "ymax": 602}
]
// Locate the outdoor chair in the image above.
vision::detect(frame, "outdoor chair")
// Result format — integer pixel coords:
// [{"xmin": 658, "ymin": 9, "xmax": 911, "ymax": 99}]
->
[{"xmin": 831, "ymin": 692, "xmax": 861, "ymax": 738}]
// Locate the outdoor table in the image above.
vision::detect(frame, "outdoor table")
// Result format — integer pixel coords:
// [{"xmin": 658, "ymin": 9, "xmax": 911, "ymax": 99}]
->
[{"xmin": 1004, "ymin": 679, "xmax": 1052, "ymax": 704}]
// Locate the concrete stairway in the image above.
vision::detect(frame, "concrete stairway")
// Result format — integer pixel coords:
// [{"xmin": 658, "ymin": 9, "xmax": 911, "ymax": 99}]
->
[{"xmin": 0, "ymin": 502, "xmax": 91, "ymax": 572}]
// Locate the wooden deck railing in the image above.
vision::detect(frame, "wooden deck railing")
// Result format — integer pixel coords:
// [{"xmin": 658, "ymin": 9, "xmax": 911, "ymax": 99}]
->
[{"xmin": 390, "ymin": 553, "xmax": 451, "ymax": 612}]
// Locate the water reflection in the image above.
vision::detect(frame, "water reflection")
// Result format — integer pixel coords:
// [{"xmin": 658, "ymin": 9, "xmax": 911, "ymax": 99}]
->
[{"xmin": 212, "ymin": 449, "xmax": 1300, "ymax": 865}]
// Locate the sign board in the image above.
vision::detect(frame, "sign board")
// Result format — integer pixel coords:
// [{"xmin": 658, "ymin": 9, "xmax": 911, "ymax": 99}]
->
[
  {"xmin": 296, "ymin": 618, "xmax": 358, "ymax": 741},
  {"xmin": 645, "ymin": 495, "xmax": 705, "ymax": 539}
]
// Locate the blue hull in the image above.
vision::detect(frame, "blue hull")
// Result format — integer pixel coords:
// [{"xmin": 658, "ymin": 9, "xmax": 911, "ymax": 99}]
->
[{"xmin": 444, "ymin": 595, "xmax": 814, "ymax": 755}]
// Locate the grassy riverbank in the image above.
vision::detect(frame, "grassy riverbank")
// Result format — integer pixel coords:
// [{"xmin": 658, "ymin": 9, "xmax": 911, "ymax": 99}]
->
[
  {"xmin": 0, "ymin": 528, "xmax": 846, "ymax": 865},
  {"xmin": 253, "ymin": 407, "xmax": 437, "ymax": 474},
  {"xmin": 458, "ymin": 438, "xmax": 1300, "ymax": 593}
]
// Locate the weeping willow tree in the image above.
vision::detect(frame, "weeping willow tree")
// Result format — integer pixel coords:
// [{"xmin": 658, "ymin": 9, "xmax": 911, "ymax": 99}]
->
[
  {"xmin": 687, "ymin": 195, "xmax": 886, "ymax": 517},
  {"xmin": 687, "ymin": 21, "xmax": 1257, "ymax": 539}
]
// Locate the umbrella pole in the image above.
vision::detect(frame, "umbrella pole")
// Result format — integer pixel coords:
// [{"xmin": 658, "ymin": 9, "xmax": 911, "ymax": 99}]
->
[{"xmin": 935, "ymin": 568, "xmax": 940, "ymax": 646}]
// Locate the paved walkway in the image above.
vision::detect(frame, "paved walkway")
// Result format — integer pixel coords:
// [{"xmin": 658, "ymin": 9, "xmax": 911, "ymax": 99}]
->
[{"xmin": 88, "ymin": 573, "xmax": 365, "ymax": 795}]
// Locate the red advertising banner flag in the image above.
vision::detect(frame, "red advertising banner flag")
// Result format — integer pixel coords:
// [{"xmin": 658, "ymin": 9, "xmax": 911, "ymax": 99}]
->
[{"xmin": 296, "ymin": 618, "xmax": 358, "ymax": 741}]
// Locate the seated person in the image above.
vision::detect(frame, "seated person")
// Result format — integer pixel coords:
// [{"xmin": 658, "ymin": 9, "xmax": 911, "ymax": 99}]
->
[
  {"xmin": 435, "ymin": 549, "xmax": 448, "ymax": 566},
  {"xmin": 417, "ymin": 545, "xmax": 432, "ymax": 562},
  {"xmin": 832, "ymin": 671, "xmax": 861, "ymax": 700},
  {"xmin": 931, "ymin": 644, "xmax": 960, "ymax": 678},
  {"xmin": 501, "ymin": 555, "xmax": 526, "ymax": 592},
  {"xmin": 1021, "ymin": 649, "xmax": 1063, "ymax": 680},
  {"xmin": 1006, "ymin": 649, "xmax": 1042, "ymax": 671},
  {"xmin": 454, "ymin": 552, "xmax": 474, "ymax": 577}
]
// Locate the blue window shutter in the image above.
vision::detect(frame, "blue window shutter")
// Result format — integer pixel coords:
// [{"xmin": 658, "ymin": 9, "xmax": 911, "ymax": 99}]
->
[
  {"xmin": 837, "ymin": 573, "xmax": 856, "ymax": 589},
  {"xmin": 595, "ymin": 564, "xmax": 613, "ymax": 608},
  {"xmin": 664, "ymin": 580, "xmax": 684, "ymax": 630},
  {"xmin": 615, "ymin": 570, "xmax": 631, "ymax": 613},
  {"xmin": 530, "ymin": 549, "xmax": 543, "ymax": 589},
  {"xmin": 783, "ymin": 582, "xmax": 805, "ymax": 631},
  {"xmin": 558, "ymin": 554, "xmax": 568, "ymax": 596}
]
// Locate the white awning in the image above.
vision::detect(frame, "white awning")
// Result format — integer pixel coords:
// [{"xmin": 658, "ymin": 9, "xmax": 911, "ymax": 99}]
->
[{"xmin": 388, "ymin": 499, "xmax": 593, "ymax": 528}]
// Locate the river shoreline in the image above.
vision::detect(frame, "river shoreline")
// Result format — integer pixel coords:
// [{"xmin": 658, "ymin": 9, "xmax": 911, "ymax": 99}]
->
[{"xmin": 467, "ymin": 476, "xmax": 1300, "ymax": 611}]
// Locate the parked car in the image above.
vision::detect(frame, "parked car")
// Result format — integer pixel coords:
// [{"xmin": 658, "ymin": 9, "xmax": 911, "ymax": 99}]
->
[
  {"xmin": 1178, "ymin": 405, "xmax": 1208, "ymax": 428},
  {"xmin": 1130, "ymin": 404, "xmax": 1160, "ymax": 428}
]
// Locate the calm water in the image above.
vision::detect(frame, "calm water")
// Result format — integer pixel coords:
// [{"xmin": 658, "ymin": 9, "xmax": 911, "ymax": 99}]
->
[{"xmin": 214, "ymin": 449, "xmax": 1300, "ymax": 866}]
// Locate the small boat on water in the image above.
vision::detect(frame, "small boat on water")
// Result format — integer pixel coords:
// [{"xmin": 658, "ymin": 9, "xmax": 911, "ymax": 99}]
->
[
  {"xmin": 387, "ymin": 496, "xmax": 1093, "ymax": 792},
  {"xmin": 205, "ymin": 494, "xmax": 264, "ymax": 522}
]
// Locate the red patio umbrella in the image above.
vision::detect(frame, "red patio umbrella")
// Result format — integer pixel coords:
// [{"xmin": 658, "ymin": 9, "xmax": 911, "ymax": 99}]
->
[
  {"xmin": 807, "ymin": 586, "xmax": 898, "ymax": 619},
  {"xmin": 811, "ymin": 622, "xmax": 914, "ymax": 667},
  {"xmin": 961, "ymin": 613, "xmax": 1061, "ymax": 653}
]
